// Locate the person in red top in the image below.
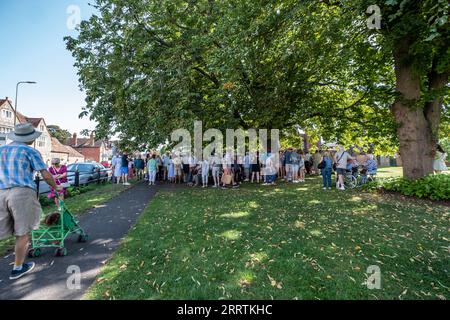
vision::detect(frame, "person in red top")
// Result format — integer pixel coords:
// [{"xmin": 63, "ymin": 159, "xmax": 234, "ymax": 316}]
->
[{"xmin": 48, "ymin": 158, "xmax": 68, "ymax": 209}]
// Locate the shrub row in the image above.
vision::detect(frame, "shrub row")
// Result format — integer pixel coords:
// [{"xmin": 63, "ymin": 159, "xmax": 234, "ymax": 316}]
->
[
  {"xmin": 363, "ymin": 174, "xmax": 450, "ymax": 201},
  {"xmin": 38, "ymin": 185, "xmax": 93, "ymax": 207}
]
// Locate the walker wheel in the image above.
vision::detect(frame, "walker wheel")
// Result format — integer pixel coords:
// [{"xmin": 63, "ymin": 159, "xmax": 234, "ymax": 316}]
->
[
  {"xmin": 78, "ymin": 234, "xmax": 89, "ymax": 243},
  {"xmin": 28, "ymin": 248, "xmax": 41, "ymax": 258},
  {"xmin": 55, "ymin": 247, "xmax": 67, "ymax": 257}
]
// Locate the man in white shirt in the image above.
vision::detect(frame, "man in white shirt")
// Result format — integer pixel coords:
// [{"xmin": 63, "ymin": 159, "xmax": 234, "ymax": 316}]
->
[{"xmin": 334, "ymin": 145, "xmax": 352, "ymax": 190}]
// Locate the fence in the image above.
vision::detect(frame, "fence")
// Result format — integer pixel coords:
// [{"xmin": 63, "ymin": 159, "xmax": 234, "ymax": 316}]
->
[{"xmin": 34, "ymin": 168, "xmax": 110, "ymax": 198}]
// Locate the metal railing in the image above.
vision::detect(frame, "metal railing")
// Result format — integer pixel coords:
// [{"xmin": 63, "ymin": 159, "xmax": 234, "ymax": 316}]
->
[{"xmin": 35, "ymin": 168, "xmax": 111, "ymax": 197}]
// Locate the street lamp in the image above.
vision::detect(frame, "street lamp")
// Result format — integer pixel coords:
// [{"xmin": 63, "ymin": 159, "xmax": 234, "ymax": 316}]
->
[{"xmin": 14, "ymin": 81, "xmax": 37, "ymax": 125}]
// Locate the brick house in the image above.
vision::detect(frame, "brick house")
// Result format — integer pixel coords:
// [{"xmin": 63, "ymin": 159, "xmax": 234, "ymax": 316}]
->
[{"xmin": 66, "ymin": 133, "xmax": 112, "ymax": 163}]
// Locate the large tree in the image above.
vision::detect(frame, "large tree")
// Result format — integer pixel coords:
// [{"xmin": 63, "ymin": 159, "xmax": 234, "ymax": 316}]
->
[
  {"xmin": 66, "ymin": 0, "xmax": 448, "ymax": 179},
  {"xmin": 347, "ymin": 0, "xmax": 449, "ymax": 179}
]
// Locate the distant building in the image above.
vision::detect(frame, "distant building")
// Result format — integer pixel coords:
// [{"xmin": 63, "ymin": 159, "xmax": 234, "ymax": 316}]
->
[
  {"xmin": 51, "ymin": 137, "xmax": 85, "ymax": 164},
  {"xmin": 66, "ymin": 132, "xmax": 112, "ymax": 163},
  {"xmin": 19, "ymin": 116, "xmax": 52, "ymax": 165},
  {"xmin": 1, "ymin": 98, "xmax": 52, "ymax": 163},
  {"xmin": 0, "ymin": 97, "xmax": 15, "ymax": 146}
]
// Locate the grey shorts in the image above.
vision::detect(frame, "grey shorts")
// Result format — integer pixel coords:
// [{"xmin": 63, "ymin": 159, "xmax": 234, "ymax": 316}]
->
[
  {"xmin": 336, "ymin": 168, "xmax": 347, "ymax": 175},
  {"xmin": 0, "ymin": 188, "xmax": 42, "ymax": 240}
]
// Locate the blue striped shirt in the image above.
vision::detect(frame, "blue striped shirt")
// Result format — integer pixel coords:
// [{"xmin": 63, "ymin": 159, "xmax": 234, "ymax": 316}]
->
[{"xmin": 0, "ymin": 142, "xmax": 47, "ymax": 190}]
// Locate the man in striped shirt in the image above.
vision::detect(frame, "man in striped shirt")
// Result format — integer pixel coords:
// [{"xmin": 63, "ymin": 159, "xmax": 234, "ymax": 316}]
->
[{"xmin": 0, "ymin": 123, "xmax": 59, "ymax": 280}]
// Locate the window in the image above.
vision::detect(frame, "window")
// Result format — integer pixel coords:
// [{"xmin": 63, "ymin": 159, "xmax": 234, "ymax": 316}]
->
[
  {"xmin": 36, "ymin": 136, "xmax": 46, "ymax": 147},
  {"xmin": 1, "ymin": 110, "xmax": 13, "ymax": 119},
  {"xmin": 40, "ymin": 125, "xmax": 45, "ymax": 131},
  {"xmin": 0, "ymin": 127, "xmax": 12, "ymax": 134}
]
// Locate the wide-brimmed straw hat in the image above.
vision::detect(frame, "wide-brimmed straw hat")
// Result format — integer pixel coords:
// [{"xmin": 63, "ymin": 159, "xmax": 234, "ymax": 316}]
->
[{"xmin": 7, "ymin": 123, "xmax": 42, "ymax": 143}]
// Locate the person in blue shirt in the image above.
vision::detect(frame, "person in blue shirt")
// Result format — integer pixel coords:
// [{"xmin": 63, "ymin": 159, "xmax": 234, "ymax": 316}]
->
[
  {"xmin": 283, "ymin": 148, "xmax": 293, "ymax": 182},
  {"xmin": 361, "ymin": 154, "xmax": 378, "ymax": 184},
  {"xmin": 0, "ymin": 124, "xmax": 59, "ymax": 280},
  {"xmin": 243, "ymin": 152, "xmax": 251, "ymax": 182},
  {"xmin": 320, "ymin": 151, "xmax": 333, "ymax": 190}
]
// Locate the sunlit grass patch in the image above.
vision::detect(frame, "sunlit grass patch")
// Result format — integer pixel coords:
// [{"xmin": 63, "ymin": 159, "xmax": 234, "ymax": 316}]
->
[{"xmin": 86, "ymin": 177, "xmax": 449, "ymax": 300}]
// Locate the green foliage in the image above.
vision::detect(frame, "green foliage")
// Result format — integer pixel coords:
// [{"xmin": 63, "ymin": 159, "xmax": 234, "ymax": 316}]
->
[
  {"xmin": 38, "ymin": 195, "xmax": 54, "ymax": 207},
  {"xmin": 65, "ymin": 0, "xmax": 448, "ymax": 164},
  {"xmin": 38, "ymin": 186, "xmax": 93, "ymax": 206},
  {"xmin": 439, "ymin": 137, "xmax": 450, "ymax": 161},
  {"xmin": 65, "ymin": 0, "xmax": 401, "ymax": 152},
  {"xmin": 364, "ymin": 174, "xmax": 450, "ymax": 200},
  {"xmin": 47, "ymin": 125, "xmax": 72, "ymax": 144}
]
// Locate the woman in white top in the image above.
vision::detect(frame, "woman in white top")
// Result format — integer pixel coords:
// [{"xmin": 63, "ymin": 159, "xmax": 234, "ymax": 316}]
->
[
  {"xmin": 201, "ymin": 157, "xmax": 210, "ymax": 187},
  {"xmin": 433, "ymin": 145, "xmax": 448, "ymax": 173}
]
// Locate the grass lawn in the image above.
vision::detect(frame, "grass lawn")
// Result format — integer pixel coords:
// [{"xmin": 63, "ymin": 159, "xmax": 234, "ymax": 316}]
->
[
  {"xmin": 86, "ymin": 172, "xmax": 449, "ymax": 300},
  {"xmin": 376, "ymin": 166, "xmax": 403, "ymax": 178},
  {"xmin": 0, "ymin": 180, "xmax": 138, "ymax": 256}
]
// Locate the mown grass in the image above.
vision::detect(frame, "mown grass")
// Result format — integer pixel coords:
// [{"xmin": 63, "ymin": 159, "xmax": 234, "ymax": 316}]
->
[
  {"xmin": 86, "ymin": 173, "xmax": 449, "ymax": 300},
  {"xmin": 0, "ymin": 180, "xmax": 138, "ymax": 256}
]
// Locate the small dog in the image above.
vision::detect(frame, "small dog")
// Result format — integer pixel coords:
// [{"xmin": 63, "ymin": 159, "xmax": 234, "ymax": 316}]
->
[{"xmin": 44, "ymin": 212, "xmax": 61, "ymax": 226}]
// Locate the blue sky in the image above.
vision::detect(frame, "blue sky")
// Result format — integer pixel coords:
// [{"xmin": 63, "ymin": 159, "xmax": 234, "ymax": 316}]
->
[{"xmin": 0, "ymin": 0, "xmax": 96, "ymax": 134}]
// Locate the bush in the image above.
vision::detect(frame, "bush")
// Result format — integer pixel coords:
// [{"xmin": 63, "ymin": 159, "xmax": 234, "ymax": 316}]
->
[
  {"xmin": 39, "ymin": 185, "xmax": 95, "ymax": 206},
  {"xmin": 39, "ymin": 195, "xmax": 54, "ymax": 207},
  {"xmin": 363, "ymin": 174, "xmax": 450, "ymax": 201}
]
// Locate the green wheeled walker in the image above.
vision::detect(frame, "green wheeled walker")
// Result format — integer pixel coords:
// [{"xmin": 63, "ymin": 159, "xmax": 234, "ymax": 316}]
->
[{"xmin": 28, "ymin": 195, "xmax": 88, "ymax": 258}]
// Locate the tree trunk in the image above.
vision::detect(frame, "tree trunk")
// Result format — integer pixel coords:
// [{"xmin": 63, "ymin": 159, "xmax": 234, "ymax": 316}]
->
[{"xmin": 391, "ymin": 39, "xmax": 435, "ymax": 180}]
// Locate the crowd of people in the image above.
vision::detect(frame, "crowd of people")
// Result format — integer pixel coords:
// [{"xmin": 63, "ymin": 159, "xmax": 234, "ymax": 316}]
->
[
  {"xmin": 0, "ymin": 123, "xmax": 447, "ymax": 281},
  {"xmin": 109, "ymin": 145, "xmax": 383, "ymax": 191}
]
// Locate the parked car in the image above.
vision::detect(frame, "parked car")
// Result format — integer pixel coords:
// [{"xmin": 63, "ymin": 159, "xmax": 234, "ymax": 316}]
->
[
  {"xmin": 101, "ymin": 161, "xmax": 111, "ymax": 168},
  {"xmin": 67, "ymin": 162, "xmax": 112, "ymax": 186},
  {"xmin": 34, "ymin": 162, "xmax": 111, "ymax": 195}
]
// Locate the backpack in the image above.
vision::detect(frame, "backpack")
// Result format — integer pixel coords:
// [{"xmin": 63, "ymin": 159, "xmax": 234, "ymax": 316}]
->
[{"xmin": 318, "ymin": 160, "xmax": 326, "ymax": 170}]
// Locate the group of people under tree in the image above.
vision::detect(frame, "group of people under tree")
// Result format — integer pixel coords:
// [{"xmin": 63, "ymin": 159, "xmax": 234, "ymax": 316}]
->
[
  {"xmin": 109, "ymin": 141, "xmax": 447, "ymax": 191},
  {"xmin": 107, "ymin": 145, "xmax": 383, "ymax": 190}
]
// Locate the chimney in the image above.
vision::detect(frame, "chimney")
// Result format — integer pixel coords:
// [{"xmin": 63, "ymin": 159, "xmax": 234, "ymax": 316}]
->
[
  {"xmin": 90, "ymin": 132, "xmax": 95, "ymax": 147},
  {"xmin": 72, "ymin": 133, "xmax": 78, "ymax": 146}
]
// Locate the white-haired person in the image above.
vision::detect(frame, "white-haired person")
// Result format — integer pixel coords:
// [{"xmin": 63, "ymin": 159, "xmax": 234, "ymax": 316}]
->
[{"xmin": 361, "ymin": 154, "xmax": 377, "ymax": 184}]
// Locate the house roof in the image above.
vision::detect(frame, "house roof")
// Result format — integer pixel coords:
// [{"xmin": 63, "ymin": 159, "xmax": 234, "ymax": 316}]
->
[
  {"xmin": 66, "ymin": 145, "xmax": 85, "ymax": 158},
  {"xmin": 0, "ymin": 99, "xmax": 14, "ymax": 110},
  {"xmin": 15, "ymin": 111, "xmax": 28, "ymax": 124},
  {"xmin": 67, "ymin": 137, "xmax": 104, "ymax": 148},
  {"xmin": 15, "ymin": 111, "xmax": 44, "ymax": 128},
  {"xmin": 51, "ymin": 137, "xmax": 84, "ymax": 158},
  {"xmin": 51, "ymin": 137, "xmax": 69, "ymax": 154},
  {"xmin": 26, "ymin": 117, "xmax": 44, "ymax": 128}
]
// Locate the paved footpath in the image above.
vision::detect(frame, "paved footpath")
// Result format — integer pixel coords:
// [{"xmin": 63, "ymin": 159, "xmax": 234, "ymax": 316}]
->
[{"xmin": 0, "ymin": 182, "xmax": 165, "ymax": 300}]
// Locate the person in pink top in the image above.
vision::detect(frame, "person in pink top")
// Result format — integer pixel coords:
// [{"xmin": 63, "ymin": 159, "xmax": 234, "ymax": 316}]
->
[{"xmin": 48, "ymin": 158, "xmax": 68, "ymax": 208}]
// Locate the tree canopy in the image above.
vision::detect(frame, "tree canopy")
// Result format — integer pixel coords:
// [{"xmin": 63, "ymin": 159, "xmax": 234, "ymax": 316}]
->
[
  {"xmin": 47, "ymin": 125, "xmax": 72, "ymax": 144},
  {"xmin": 65, "ymin": 0, "xmax": 449, "ymax": 177}
]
